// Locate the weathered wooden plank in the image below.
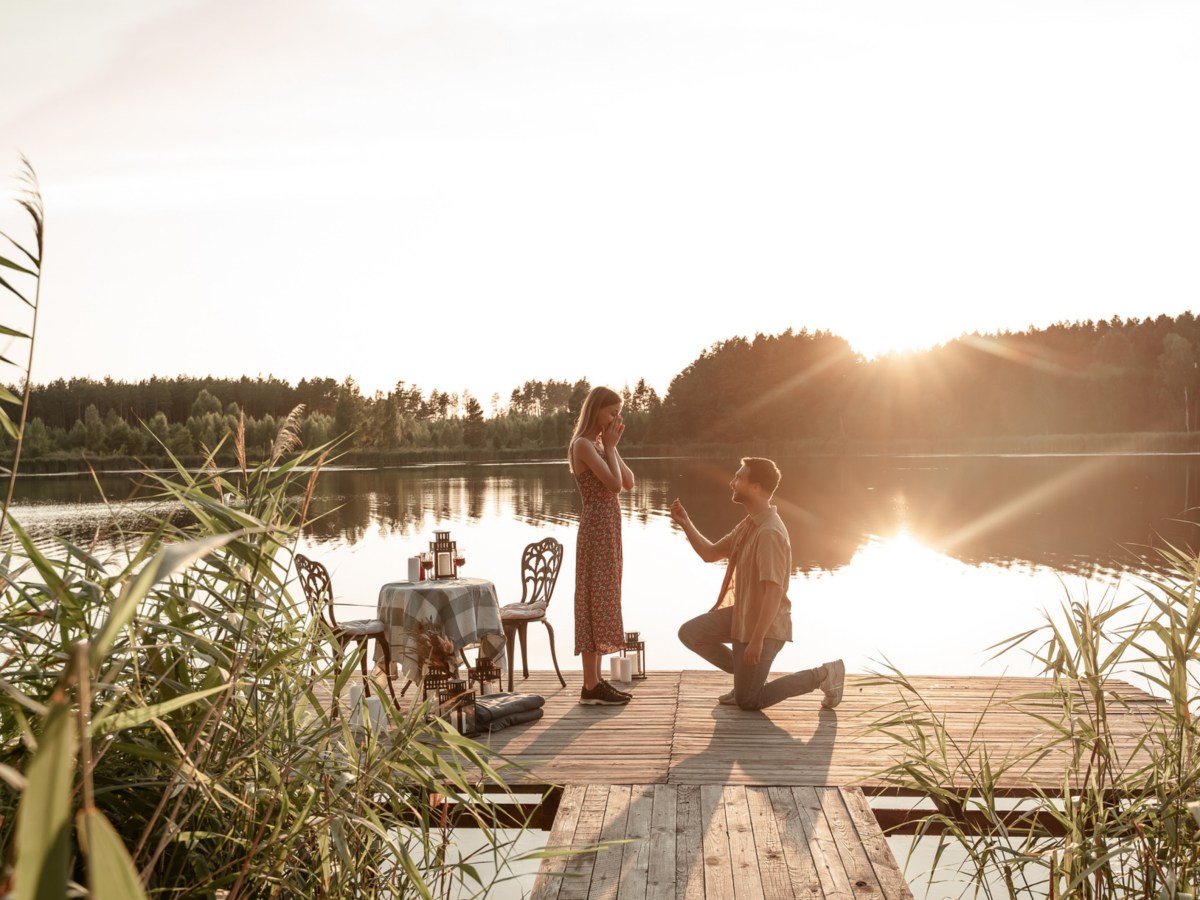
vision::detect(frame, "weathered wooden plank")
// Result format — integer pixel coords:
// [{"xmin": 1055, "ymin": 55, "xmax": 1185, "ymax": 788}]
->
[
  {"xmin": 744, "ymin": 786, "xmax": 793, "ymax": 900},
  {"xmin": 722, "ymin": 785, "xmax": 767, "ymax": 900},
  {"xmin": 646, "ymin": 784, "xmax": 678, "ymax": 900},
  {"xmin": 588, "ymin": 785, "xmax": 632, "ymax": 900},
  {"xmin": 817, "ymin": 786, "xmax": 883, "ymax": 898},
  {"xmin": 700, "ymin": 783, "xmax": 735, "ymax": 900},
  {"xmin": 676, "ymin": 784, "xmax": 705, "ymax": 900},
  {"xmin": 619, "ymin": 784, "xmax": 656, "ymax": 900},
  {"xmin": 559, "ymin": 784, "xmax": 609, "ymax": 900},
  {"xmin": 532, "ymin": 784, "xmax": 585, "ymax": 900},
  {"xmin": 840, "ymin": 788, "xmax": 915, "ymax": 900},
  {"xmin": 766, "ymin": 785, "xmax": 822, "ymax": 900},
  {"xmin": 792, "ymin": 786, "xmax": 854, "ymax": 900}
]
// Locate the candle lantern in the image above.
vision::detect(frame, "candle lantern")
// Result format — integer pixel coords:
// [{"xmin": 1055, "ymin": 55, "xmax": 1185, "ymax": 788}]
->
[
  {"xmin": 430, "ymin": 530, "xmax": 458, "ymax": 580},
  {"xmin": 621, "ymin": 630, "xmax": 647, "ymax": 680},
  {"xmin": 468, "ymin": 656, "xmax": 502, "ymax": 695},
  {"xmin": 422, "ymin": 669, "xmax": 452, "ymax": 705},
  {"xmin": 438, "ymin": 678, "xmax": 478, "ymax": 736}
]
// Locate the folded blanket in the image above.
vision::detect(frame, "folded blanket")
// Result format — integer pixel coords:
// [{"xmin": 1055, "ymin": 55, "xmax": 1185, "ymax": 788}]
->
[
  {"xmin": 474, "ymin": 692, "xmax": 545, "ymax": 726},
  {"xmin": 478, "ymin": 706, "xmax": 543, "ymax": 733}
]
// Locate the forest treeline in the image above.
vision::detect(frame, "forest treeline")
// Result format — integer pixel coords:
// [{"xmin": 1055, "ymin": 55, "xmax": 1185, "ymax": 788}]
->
[{"xmin": 6, "ymin": 312, "xmax": 1200, "ymax": 467}]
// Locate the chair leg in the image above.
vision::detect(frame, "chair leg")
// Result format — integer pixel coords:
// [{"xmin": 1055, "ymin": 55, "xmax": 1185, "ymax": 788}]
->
[
  {"xmin": 542, "ymin": 620, "xmax": 567, "ymax": 688},
  {"xmin": 517, "ymin": 623, "xmax": 530, "ymax": 679},
  {"xmin": 377, "ymin": 636, "xmax": 401, "ymax": 708},
  {"xmin": 504, "ymin": 624, "xmax": 517, "ymax": 693},
  {"xmin": 358, "ymin": 637, "xmax": 373, "ymax": 699}
]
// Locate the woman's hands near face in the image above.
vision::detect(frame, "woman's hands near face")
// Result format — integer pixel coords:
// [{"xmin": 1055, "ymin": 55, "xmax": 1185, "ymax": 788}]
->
[{"xmin": 601, "ymin": 414, "xmax": 624, "ymax": 448}]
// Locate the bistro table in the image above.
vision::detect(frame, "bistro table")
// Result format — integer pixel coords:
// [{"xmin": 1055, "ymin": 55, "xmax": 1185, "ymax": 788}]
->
[{"xmin": 376, "ymin": 577, "xmax": 507, "ymax": 684}]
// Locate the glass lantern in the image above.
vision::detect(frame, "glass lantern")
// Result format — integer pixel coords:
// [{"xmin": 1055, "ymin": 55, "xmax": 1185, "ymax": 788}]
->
[
  {"xmin": 430, "ymin": 530, "xmax": 458, "ymax": 580},
  {"xmin": 622, "ymin": 630, "xmax": 647, "ymax": 680},
  {"xmin": 422, "ymin": 669, "xmax": 452, "ymax": 705},
  {"xmin": 468, "ymin": 655, "xmax": 502, "ymax": 695},
  {"xmin": 438, "ymin": 678, "xmax": 478, "ymax": 736}
]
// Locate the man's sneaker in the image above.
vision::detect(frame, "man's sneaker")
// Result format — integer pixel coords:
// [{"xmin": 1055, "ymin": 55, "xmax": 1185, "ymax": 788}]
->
[
  {"xmin": 718, "ymin": 690, "xmax": 737, "ymax": 706},
  {"xmin": 819, "ymin": 659, "xmax": 845, "ymax": 709},
  {"xmin": 579, "ymin": 681, "xmax": 631, "ymax": 706}
]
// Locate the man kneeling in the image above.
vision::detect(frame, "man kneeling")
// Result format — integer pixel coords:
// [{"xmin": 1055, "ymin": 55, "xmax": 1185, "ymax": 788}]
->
[{"xmin": 670, "ymin": 457, "xmax": 843, "ymax": 711}]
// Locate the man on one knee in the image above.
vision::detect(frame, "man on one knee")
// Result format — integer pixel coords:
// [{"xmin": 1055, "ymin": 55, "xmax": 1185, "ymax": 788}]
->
[{"xmin": 671, "ymin": 457, "xmax": 843, "ymax": 711}]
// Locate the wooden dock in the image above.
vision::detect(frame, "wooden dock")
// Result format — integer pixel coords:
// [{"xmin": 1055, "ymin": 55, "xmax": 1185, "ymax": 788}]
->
[
  {"xmin": 476, "ymin": 670, "xmax": 1162, "ymax": 792},
  {"xmin": 532, "ymin": 783, "xmax": 909, "ymax": 900},
  {"xmin": 365, "ymin": 669, "xmax": 1164, "ymax": 898}
]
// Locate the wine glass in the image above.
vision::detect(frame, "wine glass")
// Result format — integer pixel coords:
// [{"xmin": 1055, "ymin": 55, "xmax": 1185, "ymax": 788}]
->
[
  {"xmin": 420, "ymin": 552, "xmax": 433, "ymax": 579},
  {"xmin": 453, "ymin": 546, "xmax": 466, "ymax": 571}
]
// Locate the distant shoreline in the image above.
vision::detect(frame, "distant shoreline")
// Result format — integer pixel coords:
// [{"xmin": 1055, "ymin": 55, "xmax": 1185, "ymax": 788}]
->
[{"xmin": 9, "ymin": 430, "xmax": 1200, "ymax": 475}]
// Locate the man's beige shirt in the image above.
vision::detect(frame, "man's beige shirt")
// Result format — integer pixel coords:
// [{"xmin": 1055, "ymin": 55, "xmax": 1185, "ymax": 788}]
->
[{"xmin": 714, "ymin": 505, "xmax": 793, "ymax": 642}]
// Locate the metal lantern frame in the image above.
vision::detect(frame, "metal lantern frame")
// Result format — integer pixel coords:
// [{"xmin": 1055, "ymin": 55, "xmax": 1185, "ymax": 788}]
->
[
  {"xmin": 621, "ymin": 630, "xmax": 647, "ymax": 680},
  {"xmin": 430, "ymin": 530, "xmax": 459, "ymax": 580},
  {"xmin": 468, "ymin": 655, "xmax": 503, "ymax": 696},
  {"xmin": 422, "ymin": 669, "xmax": 452, "ymax": 705},
  {"xmin": 437, "ymin": 678, "xmax": 478, "ymax": 736}
]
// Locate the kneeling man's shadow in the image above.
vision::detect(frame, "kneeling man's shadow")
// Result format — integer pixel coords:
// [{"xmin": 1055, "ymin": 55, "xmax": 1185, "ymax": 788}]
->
[{"xmin": 670, "ymin": 702, "xmax": 838, "ymax": 787}]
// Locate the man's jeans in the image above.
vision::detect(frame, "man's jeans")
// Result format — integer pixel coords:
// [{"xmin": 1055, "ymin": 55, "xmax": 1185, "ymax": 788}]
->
[{"xmin": 678, "ymin": 606, "xmax": 820, "ymax": 710}]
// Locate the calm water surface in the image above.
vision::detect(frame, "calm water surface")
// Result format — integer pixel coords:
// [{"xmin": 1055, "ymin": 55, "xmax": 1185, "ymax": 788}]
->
[
  {"xmin": 13, "ymin": 454, "xmax": 1196, "ymax": 898},
  {"xmin": 11, "ymin": 454, "xmax": 1200, "ymax": 680}
]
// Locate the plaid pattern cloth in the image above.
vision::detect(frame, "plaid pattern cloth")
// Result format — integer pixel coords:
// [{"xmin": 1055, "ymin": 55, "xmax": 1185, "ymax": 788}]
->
[{"xmin": 376, "ymin": 577, "xmax": 507, "ymax": 683}]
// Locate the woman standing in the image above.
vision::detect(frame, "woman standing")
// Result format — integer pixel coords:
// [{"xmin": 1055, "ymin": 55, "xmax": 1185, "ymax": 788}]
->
[{"xmin": 569, "ymin": 386, "xmax": 636, "ymax": 705}]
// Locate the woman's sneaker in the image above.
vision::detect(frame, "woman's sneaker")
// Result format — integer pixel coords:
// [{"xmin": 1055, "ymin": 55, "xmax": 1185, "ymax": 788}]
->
[
  {"xmin": 602, "ymin": 679, "xmax": 632, "ymax": 699},
  {"xmin": 579, "ymin": 681, "xmax": 631, "ymax": 705}
]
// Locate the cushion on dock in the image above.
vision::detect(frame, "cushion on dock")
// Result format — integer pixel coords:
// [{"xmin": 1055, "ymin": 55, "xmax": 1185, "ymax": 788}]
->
[{"xmin": 475, "ymin": 692, "xmax": 545, "ymax": 732}]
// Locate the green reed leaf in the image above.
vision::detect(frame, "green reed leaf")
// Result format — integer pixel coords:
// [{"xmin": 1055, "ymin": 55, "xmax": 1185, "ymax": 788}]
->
[
  {"xmin": 92, "ymin": 532, "xmax": 240, "ymax": 664},
  {"xmin": 78, "ymin": 808, "xmax": 149, "ymax": 900},
  {"xmin": 0, "ymin": 253, "xmax": 35, "ymax": 276},
  {"xmin": 0, "ymin": 272, "xmax": 29, "ymax": 305},
  {"xmin": 0, "ymin": 227, "xmax": 38, "ymax": 267},
  {"xmin": 0, "ymin": 324, "xmax": 30, "ymax": 341},
  {"xmin": 91, "ymin": 682, "xmax": 232, "ymax": 736},
  {"xmin": 14, "ymin": 699, "xmax": 75, "ymax": 900}
]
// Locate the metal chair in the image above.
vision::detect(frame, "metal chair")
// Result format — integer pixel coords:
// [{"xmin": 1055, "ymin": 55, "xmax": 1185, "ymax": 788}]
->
[
  {"xmin": 295, "ymin": 554, "xmax": 400, "ymax": 715},
  {"xmin": 499, "ymin": 537, "xmax": 567, "ymax": 691}
]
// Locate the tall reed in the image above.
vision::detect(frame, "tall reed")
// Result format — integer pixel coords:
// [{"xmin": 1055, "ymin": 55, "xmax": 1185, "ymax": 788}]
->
[
  {"xmin": 0, "ymin": 166, "xmax": 544, "ymax": 898},
  {"xmin": 869, "ymin": 547, "xmax": 1200, "ymax": 899}
]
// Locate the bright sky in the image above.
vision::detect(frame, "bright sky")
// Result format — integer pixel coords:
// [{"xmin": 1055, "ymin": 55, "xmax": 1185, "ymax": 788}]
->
[{"xmin": 1, "ymin": 0, "xmax": 1198, "ymax": 407}]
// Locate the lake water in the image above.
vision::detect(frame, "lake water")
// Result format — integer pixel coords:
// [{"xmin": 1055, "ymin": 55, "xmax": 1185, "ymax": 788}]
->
[
  {"xmin": 12, "ymin": 453, "xmax": 1194, "ymax": 897},
  {"xmin": 11, "ymin": 454, "xmax": 1200, "ymax": 680}
]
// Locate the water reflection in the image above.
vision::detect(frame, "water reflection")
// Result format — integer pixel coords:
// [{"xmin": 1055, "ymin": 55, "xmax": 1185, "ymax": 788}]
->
[
  {"xmin": 11, "ymin": 456, "xmax": 1200, "ymax": 579},
  {"xmin": 9, "ymin": 455, "xmax": 1200, "ymax": 678}
]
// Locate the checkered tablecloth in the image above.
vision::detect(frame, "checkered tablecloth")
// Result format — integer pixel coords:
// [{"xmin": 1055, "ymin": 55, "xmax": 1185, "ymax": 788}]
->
[{"xmin": 376, "ymin": 577, "xmax": 506, "ymax": 683}]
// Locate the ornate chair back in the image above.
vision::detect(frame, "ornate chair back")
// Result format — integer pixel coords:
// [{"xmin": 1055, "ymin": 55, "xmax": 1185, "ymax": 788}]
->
[
  {"xmin": 518, "ymin": 537, "xmax": 563, "ymax": 607},
  {"xmin": 295, "ymin": 554, "xmax": 338, "ymax": 630}
]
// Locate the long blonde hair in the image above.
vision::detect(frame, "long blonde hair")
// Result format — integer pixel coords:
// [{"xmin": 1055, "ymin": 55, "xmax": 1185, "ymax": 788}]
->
[{"xmin": 567, "ymin": 386, "xmax": 622, "ymax": 472}]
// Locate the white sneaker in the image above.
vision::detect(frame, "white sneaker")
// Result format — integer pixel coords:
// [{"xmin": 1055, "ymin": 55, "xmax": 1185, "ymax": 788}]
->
[
  {"xmin": 819, "ymin": 659, "xmax": 845, "ymax": 709},
  {"xmin": 718, "ymin": 690, "xmax": 737, "ymax": 706}
]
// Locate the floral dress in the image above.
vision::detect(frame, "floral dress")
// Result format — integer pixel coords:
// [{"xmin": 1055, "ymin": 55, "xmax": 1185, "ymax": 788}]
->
[{"xmin": 573, "ymin": 447, "xmax": 624, "ymax": 655}]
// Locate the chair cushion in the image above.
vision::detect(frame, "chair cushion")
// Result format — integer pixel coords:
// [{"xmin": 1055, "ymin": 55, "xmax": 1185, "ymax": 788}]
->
[
  {"xmin": 500, "ymin": 601, "xmax": 548, "ymax": 621},
  {"xmin": 339, "ymin": 618, "xmax": 386, "ymax": 636}
]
